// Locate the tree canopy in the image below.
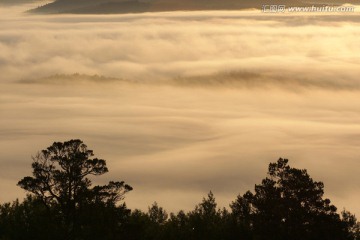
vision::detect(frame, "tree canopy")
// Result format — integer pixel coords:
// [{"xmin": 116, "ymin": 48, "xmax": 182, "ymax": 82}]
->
[
  {"xmin": 231, "ymin": 158, "xmax": 354, "ymax": 240},
  {"xmin": 1, "ymin": 144, "xmax": 359, "ymax": 240},
  {"xmin": 17, "ymin": 139, "xmax": 132, "ymax": 240}
]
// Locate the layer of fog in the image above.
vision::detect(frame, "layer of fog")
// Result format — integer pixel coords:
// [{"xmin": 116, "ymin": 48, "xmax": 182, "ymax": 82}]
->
[
  {"xmin": 2, "ymin": 8, "xmax": 360, "ymax": 85},
  {"xmin": 1, "ymin": 7, "xmax": 360, "ymax": 216}
]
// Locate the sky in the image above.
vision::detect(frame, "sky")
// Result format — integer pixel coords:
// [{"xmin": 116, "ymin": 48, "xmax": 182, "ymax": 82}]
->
[{"xmin": 1, "ymin": 4, "xmax": 360, "ymax": 216}]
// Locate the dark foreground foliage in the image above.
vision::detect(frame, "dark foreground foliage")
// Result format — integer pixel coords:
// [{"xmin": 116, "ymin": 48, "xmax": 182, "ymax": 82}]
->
[{"xmin": 1, "ymin": 140, "xmax": 359, "ymax": 240}]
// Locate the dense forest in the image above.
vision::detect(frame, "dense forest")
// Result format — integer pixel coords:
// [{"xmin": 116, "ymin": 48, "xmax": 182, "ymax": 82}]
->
[{"xmin": 1, "ymin": 139, "xmax": 359, "ymax": 240}]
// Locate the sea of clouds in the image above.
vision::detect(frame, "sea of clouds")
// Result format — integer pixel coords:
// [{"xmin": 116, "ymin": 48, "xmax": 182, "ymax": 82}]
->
[{"xmin": 1, "ymin": 4, "xmax": 360, "ymax": 215}]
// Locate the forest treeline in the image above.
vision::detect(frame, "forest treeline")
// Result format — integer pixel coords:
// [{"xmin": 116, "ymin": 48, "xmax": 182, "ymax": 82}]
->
[{"xmin": 0, "ymin": 139, "xmax": 359, "ymax": 240}]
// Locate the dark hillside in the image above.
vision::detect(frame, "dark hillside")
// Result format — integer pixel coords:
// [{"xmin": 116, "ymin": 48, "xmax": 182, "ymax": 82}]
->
[{"xmin": 29, "ymin": 0, "xmax": 358, "ymax": 14}]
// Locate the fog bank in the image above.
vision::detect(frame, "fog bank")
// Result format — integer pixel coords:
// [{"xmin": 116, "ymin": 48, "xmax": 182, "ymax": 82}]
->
[{"xmin": 1, "ymin": 8, "xmax": 360, "ymax": 216}]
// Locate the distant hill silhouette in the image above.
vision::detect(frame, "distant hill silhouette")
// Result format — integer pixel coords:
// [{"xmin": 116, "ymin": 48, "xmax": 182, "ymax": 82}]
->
[
  {"xmin": 29, "ymin": 0, "xmax": 359, "ymax": 14},
  {"xmin": 0, "ymin": 0, "xmax": 45, "ymax": 5}
]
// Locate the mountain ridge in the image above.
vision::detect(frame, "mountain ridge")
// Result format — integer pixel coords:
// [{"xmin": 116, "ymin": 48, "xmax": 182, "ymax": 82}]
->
[{"xmin": 29, "ymin": 0, "xmax": 358, "ymax": 14}]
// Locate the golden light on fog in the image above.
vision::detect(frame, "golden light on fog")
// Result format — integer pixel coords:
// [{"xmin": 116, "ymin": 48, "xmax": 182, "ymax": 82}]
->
[{"xmin": 1, "ymin": 5, "xmax": 360, "ymax": 216}]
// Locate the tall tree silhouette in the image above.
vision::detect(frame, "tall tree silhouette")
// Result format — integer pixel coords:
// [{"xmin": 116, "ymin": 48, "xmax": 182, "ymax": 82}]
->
[
  {"xmin": 232, "ymin": 158, "xmax": 351, "ymax": 240},
  {"xmin": 187, "ymin": 191, "xmax": 224, "ymax": 240},
  {"xmin": 17, "ymin": 139, "xmax": 132, "ymax": 240},
  {"xmin": 229, "ymin": 191, "xmax": 253, "ymax": 240}
]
